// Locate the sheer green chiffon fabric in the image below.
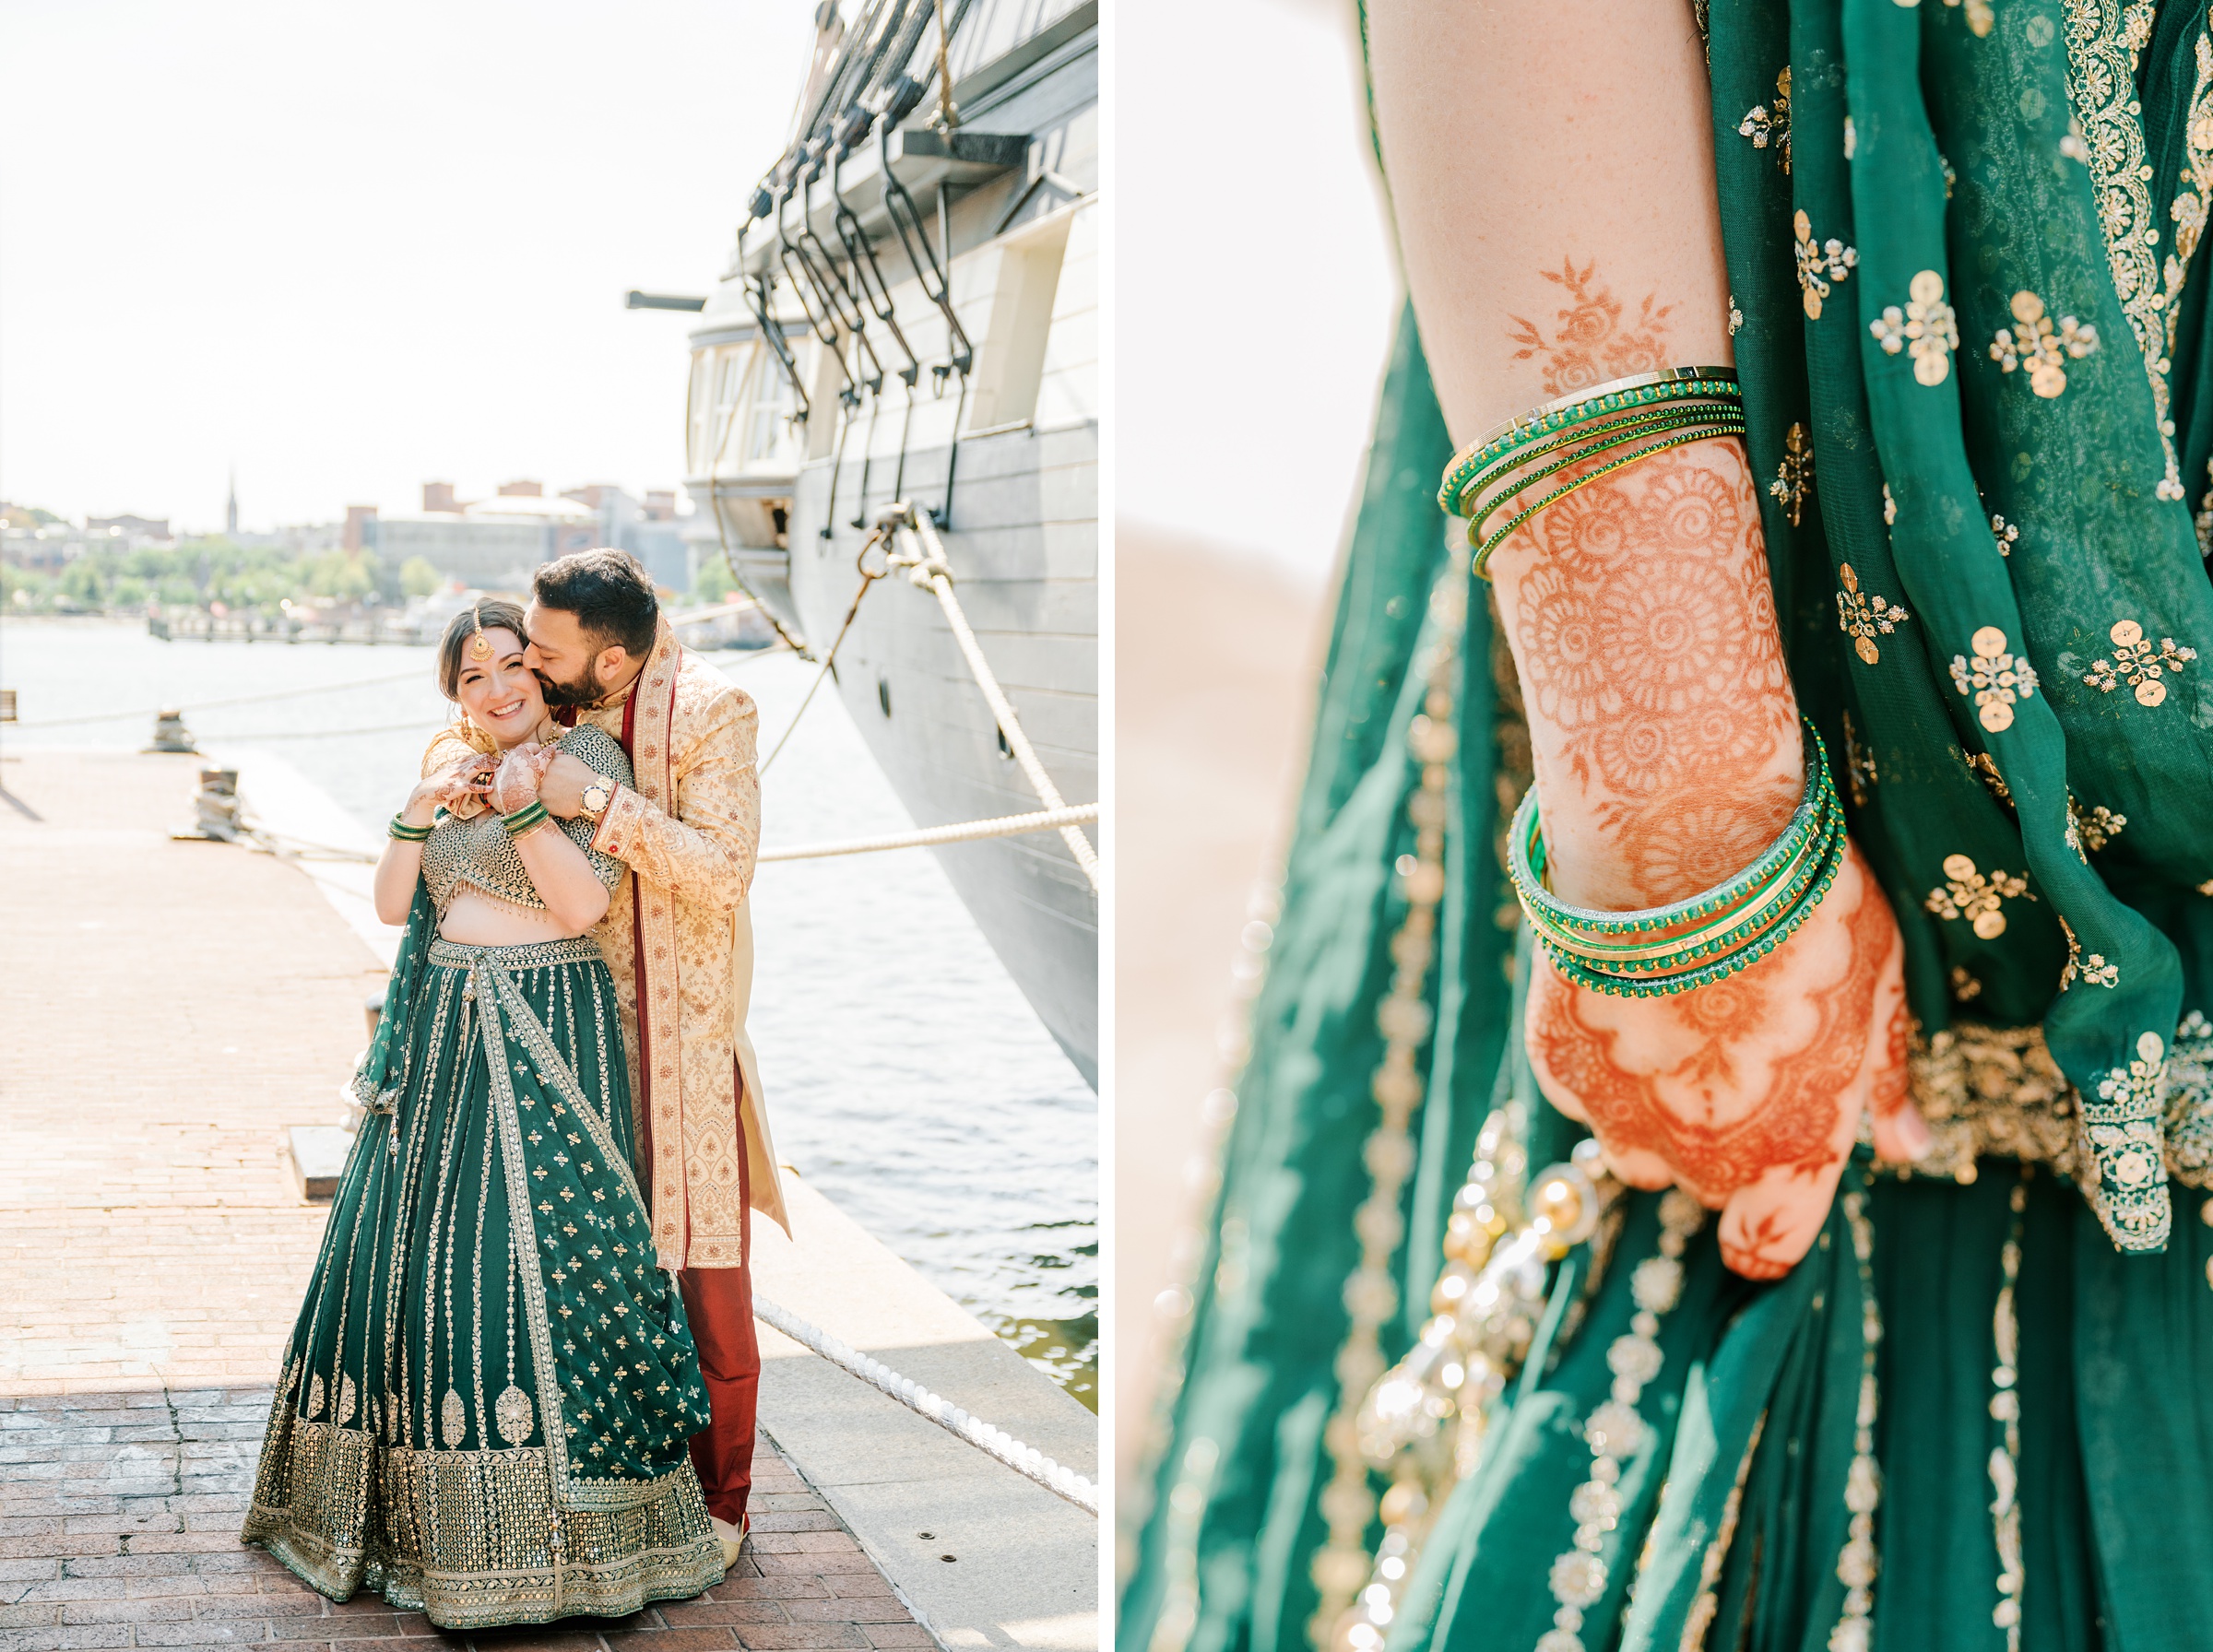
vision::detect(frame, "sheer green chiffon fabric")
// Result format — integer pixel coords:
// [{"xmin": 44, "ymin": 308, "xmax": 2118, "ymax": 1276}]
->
[
  {"xmin": 1121, "ymin": 4, "xmax": 2213, "ymax": 1648},
  {"xmin": 242, "ymin": 900, "xmax": 722, "ymax": 1627}
]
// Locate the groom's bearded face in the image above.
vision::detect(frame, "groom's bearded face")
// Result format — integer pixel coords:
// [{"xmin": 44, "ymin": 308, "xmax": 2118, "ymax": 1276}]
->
[
  {"xmin": 533, "ymin": 656, "xmax": 599, "ymax": 707},
  {"xmin": 523, "ymin": 603, "xmax": 612, "ymax": 706}
]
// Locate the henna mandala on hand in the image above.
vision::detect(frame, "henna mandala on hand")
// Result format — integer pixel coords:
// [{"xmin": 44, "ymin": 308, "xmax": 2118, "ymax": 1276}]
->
[
  {"xmin": 1508, "ymin": 258, "xmax": 1676, "ymax": 396},
  {"xmin": 1508, "ymin": 443, "xmax": 1795, "ymax": 903},
  {"xmin": 1530, "ymin": 869, "xmax": 1889, "ymax": 1202}
]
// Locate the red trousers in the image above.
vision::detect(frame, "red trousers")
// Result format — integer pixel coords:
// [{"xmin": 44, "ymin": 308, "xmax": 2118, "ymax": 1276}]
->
[
  {"xmin": 666, "ymin": 1076, "xmax": 758, "ymax": 1528},
  {"xmin": 679, "ymin": 1258, "xmax": 758, "ymax": 1527}
]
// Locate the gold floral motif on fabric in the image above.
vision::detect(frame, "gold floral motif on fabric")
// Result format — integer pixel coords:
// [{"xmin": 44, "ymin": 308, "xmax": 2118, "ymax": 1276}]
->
[
  {"xmin": 2059, "ymin": 914, "xmax": 2119, "ymax": 989},
  {"xmin": 1793, "ymin": 211, "xmax": 1857, "ymax": 319},
  {"xmin": 2065, "ymin": 795, "xmax": 2125, "ymax": 858},
  {"xmin": 1770, "ymin": 423, "xmax": 1813, "ymax": 526},
  {"xmin": 2060, "ymin": 0, "xmax": 2188, "ymax": 498},
  {"xmin": 1949, "ymin": 626, "xmax": 2039, "ymax": 731},
  {"xmin": 1987, "ymin": 291, "xmax": 2099, "ymax": 397},
  {"xmin": 1869, "ymin": 272, "xmax": 1959, "ymax": 384},
  {"xmin": 2080, "ymin": 618, "xmax": 2197, "ymax": 705},
  {"xmin": 1924, "ymin": 853, "xmax": 2033, "ymax": 938},
  {"xmin": 2078, "ymin": 1030, "xmax": 2171, "ymax": 1249},
  {"xmin": 2162, "ymin": 37, "xmax": 2213, "ymax": 368},
  {"xmin": 1737, "ymin": 69, "xmax": 1792, "ymax": 173},
  {"xmin": 1944, "ymin": 0, "xmax": 1996, "ymax": 33},
  {"xmin": 1836, "ymin": 563, "xmax": 1909, "ymax": 664}
]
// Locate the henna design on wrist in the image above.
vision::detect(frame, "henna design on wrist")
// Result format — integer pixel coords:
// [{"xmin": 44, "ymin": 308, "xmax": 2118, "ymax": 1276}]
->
[
  {"xmin": 1530, "ymin": 867, "xmax": 1889, "ymax": 1204},
  {"xmin": 1504, "ymin": 440, "xmax": 1797, "ymax": 904}
]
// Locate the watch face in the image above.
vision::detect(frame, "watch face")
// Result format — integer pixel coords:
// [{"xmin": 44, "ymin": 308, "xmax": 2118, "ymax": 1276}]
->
[{"xmin": 584, "ymin": 781, "xmax": 610, "ymax": 813}]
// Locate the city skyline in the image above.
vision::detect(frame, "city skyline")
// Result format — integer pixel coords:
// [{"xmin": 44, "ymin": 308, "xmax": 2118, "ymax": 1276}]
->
[{"xmin": 0, "ymin": 0, "xmax": 818, "ymax": 532}]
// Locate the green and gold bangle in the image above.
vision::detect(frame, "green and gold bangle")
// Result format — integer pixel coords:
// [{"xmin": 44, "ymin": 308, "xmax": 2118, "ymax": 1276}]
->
[
  {"xmin": 388, "ymin": 815, "xmax": 432, "ymax": 843},
  {"xmin": 1518, "ymin": 793, "xmax": 1838, "ymax": 974},
  {"xmin": 502, "ymin": 800, "xmax": 550, "ymax": 839},
  {"xmin": 1507, "ymin": 725, "xmax": 1849, "ymax": 996},
  {"xmin": 1438, "ymin": 367, "xmax": 1746, "ymax": 581}
]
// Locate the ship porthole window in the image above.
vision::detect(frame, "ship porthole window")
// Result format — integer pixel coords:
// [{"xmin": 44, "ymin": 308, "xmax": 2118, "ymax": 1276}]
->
[{"xmin": 878, "ymin": 678, "xmax": 893, "ymax": 718}]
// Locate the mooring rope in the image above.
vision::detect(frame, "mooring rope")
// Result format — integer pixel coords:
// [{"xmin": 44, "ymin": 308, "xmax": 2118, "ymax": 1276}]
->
[
  {"xmin": 751, "ymin": 1294, "xmax": 1098, "ymax": 1515},
  {"xmin": 758, "ymin": 803, "xmax": 1098, "ymax": 862},
  {"xmin": 885, "ymin": 507, "xmax": 1101, "ymax": 892}
]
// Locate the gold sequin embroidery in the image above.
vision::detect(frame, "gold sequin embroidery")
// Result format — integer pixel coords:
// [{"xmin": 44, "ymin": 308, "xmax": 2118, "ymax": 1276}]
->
[
  {"xmin": 1988, "ymin": 291, "xmax": 2099, "ymax": 397},
  {"xmin": 1926, "ymin": 853, "xmax": 2033, "ymax": 938},
  {"xmin": 1870, "ymin": 271, "xmax": 1960, "ymax": 384},
  {"xmin": 1842, "ymin": 709, "xmax": 1877, "ymax": 807},
  {"xmin": 2060, "ymin": 915, "xmax": 2120, "ymax": 989},
  {"xmin": 1771, "ymin": 423, "xmax": 1813, "ymax": 526},
  {"xmin": 1965, "ymin": 749, "xmax": 2013, "ymax": 807},
  {"xmin": 1949, "ymin": 626, "xmax": 2039, "ymax": 731},
  {"xmin": 2081, "ymin": 618, "xmax": 2196, "ymax": 705},
  {"xmin": 1837, "ymin": 563, "xmax": 1910, "ymax": 664},
  {"xmin": 2062, "ymin": 0, "xmax": 2187, "ymax": 497},
  {"xmin": 2066, "ymin": 795, "xmax": 2126, "ymax": 857},
  {"xmin": 1990, "ymin": 1183, "xmax": 2026, "ymax": 1651},
  {"xmin": 1738, "ymin": 68, "xmax": 1792, "ymax": 172},
  {"xmin": 1793, "ymin": 210, "xmax": 1858, "ymax": 319}
]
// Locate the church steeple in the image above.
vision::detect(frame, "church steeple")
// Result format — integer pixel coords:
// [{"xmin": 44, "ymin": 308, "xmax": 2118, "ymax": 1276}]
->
[{"xmin": 226, "ymin": 466, "xmax": 239, "ymax": 537}]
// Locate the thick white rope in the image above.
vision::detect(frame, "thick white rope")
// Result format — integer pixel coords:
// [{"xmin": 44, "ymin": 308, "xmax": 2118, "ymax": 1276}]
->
[
  {"xmin": 757, "ymin": 803, "xmax": 1098, "ymax": 862},
  {"xmin": 890, "ymin": 512, "xmax": 1101, "ymax": 893},
  {"xmin": 752, "ymin": 1294, "xmax": 1098, "ymax": 1515}
]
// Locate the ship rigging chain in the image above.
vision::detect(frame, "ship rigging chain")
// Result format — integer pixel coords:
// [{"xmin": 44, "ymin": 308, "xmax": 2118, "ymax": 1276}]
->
[
  {"xmin": 761, "ymin": 527, "xmax": 895, "ymax": 774},
  {"xmin": 751, "ymin": 1293, "xmax": 1097, "ymax": 1515},
  {"xmin": 884, "ymin": 503, "xmax": 1102, "ymax": 891}
]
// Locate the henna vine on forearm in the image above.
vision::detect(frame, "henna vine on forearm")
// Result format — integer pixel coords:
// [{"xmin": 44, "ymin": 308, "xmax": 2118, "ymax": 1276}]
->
[
  {"xmin": 1508, "ymin": 259, "xmax": 1676, "ymax": 396},
  {"xmin": 1500, "ymin": 437, "xmax": 1797, "ymax": 905}
]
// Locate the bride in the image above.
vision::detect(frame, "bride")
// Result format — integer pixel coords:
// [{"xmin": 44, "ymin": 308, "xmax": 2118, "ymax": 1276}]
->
[{"xmin": 241, "ymin": 600, "xmax": 726, "ymax": 1626}]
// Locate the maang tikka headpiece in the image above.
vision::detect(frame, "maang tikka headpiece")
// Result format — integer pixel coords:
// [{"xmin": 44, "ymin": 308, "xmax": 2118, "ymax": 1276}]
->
[{"xmin": 468, "ymin": 604, "xmax": 492, "ymax": 660}]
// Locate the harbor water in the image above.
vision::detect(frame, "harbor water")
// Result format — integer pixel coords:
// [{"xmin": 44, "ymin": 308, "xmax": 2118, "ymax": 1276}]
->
[{"xmin": 0, "ymin": 617, "xmax": 1097, "ymax": 1406}]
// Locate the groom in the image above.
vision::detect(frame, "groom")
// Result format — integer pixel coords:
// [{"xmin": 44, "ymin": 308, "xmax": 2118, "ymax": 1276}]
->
[{"xmin": 422, "ymin": 548, "xmax": 787, "ymax": 1567}]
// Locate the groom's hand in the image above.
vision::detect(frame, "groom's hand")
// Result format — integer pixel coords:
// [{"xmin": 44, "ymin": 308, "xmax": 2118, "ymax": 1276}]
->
[{"xmin": 538, "ymin": 753, "xmax": 595, "ymax": 818}]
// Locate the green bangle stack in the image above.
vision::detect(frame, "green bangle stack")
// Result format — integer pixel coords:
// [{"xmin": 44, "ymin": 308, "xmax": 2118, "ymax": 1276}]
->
[
  {"xmin": 388, "ymin": 815, "xmax": 432, "ymax": 843},
  {"xmin": 1438, "ymin": 366, "xmax": 1746, "ymax": 580},
  {"xmin": 502, "ymin": 800, "xmax": 550, "ymax": 839},
  {"xmin": 1507, "ymin": 724, "xmax": 1847, "ymax": 997}
]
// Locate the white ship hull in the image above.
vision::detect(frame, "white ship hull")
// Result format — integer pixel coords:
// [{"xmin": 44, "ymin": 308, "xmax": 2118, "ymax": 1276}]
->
[{"xmin": 681, "ymin": 0, "xmax": 1097, "ymax": 1082}]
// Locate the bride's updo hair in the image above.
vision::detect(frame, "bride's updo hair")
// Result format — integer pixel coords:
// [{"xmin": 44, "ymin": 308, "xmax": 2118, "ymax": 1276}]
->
[{"xmin": 436, "ymin": 598, "xmax": 532, "ymax": 699}]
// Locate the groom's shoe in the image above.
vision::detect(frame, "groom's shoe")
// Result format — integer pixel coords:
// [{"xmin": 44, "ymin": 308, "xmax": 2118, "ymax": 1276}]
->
[{"xmin": 712, "ymin": 1515, "xmax": 749, "ymax": 1571}]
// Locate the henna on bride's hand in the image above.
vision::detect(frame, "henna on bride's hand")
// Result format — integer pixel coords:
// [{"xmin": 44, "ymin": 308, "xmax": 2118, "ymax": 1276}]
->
[{"xmin": 1530, "ymin": 860, "xmax": 1889, "ymax": 1205}]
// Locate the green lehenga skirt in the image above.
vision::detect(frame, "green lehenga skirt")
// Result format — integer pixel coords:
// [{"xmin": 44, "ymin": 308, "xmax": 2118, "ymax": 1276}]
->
[{"xmin": 242, "ymin": 936, "xmax": 724, "ymax": 1628}]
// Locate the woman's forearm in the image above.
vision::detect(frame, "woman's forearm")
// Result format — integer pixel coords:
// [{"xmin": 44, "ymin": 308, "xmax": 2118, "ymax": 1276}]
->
[
  {"xmin": 1368, "ymin": 0, "xmax": 1798, "ymax": 907},
  {"xmin": 513, "ymin": 826, "xmax": 611, "ymax": 932},
  {"xmin": 373, "ymin": 841, "xmax": 423, "ymax": 926}
]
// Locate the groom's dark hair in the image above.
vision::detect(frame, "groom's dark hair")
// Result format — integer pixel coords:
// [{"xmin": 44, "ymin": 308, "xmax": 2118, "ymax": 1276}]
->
[{"xmin": 533, "ymin": 549, "xmax": 659, "ymax": 659}]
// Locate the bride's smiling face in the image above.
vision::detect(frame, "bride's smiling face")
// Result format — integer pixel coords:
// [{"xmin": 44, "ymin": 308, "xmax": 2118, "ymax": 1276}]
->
[{"xmin": 454, "ymin": 628, "xmax": 548, "ymax": 747}]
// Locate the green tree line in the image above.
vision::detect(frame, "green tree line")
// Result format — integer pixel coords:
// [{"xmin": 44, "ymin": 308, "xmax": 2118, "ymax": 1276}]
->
[{"xmin": 2, "ymin": 537, "xmax": 442, "ymax": 615}]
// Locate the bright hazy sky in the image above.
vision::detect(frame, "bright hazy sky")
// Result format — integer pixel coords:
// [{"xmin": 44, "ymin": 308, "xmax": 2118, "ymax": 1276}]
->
[
  {"xmin": 1, "ymin": 0, "xmax": 818, "ymax": 534},
  {"xmin": 1116, "ymin": 0, "xmax": 1398, "ymax": 584}
]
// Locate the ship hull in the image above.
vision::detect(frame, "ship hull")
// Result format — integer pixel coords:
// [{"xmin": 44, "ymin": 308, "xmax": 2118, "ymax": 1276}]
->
[{"xmin": 782, "ymin": 422, "xmax": 1097, "ymax": 1086}]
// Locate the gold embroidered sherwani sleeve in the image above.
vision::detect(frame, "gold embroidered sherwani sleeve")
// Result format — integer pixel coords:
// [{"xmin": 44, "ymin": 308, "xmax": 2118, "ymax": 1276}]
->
[{"xmin": 589, "ymin": 686, "xmax": 761, "ymax": 911}]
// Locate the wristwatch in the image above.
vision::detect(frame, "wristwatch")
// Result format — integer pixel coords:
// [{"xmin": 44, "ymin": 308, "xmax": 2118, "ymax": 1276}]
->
[{"xmin": 580, "ymin": 772, "xmax": 618, "ymax": 820}]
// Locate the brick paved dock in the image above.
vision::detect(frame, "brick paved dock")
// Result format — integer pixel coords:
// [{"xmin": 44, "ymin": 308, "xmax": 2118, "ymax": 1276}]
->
[{"xmin": 0, "ymin": 752, "xmax": 929, "ymax": 1652}]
